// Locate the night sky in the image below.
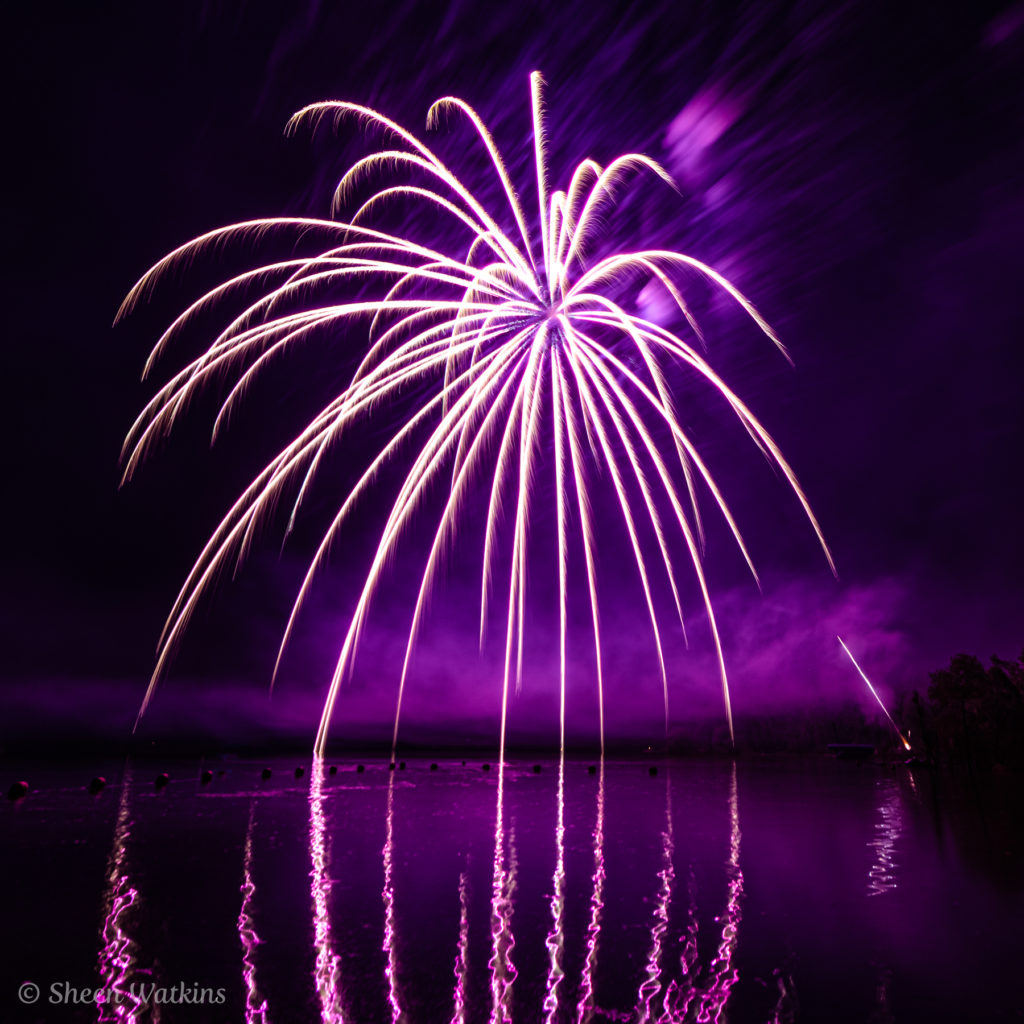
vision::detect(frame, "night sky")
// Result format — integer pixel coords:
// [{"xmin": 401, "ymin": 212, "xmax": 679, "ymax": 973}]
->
[{"xmin": 4, "ymin": 0, "xmax": 1023, "ymax": 750}]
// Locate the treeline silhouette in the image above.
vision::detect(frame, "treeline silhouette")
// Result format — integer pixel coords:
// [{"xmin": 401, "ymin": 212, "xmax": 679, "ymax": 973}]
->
[
  {"xmin": 898, "ymin": 649, "xmax": 1024, "ymax": 772},
  {"xmin": 663, "ymin": 647, "xmax": 1024, "ymax": 770}
]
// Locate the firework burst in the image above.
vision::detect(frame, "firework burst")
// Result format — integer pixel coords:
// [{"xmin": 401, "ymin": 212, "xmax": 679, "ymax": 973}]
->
[{"xmin": 119, "ymin": 71, "xmax": 834, "ymax": 758}]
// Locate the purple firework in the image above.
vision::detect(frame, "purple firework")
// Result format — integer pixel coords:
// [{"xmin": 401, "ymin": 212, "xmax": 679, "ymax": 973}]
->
[{"xmin": 119, "ymin": 72, "xmax": 834, "ymax": 758}]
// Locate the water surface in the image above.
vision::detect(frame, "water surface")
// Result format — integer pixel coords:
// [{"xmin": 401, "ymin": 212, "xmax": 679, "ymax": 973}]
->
[{"xmin": 2, "ymin": 757, "xmax": 1021, "ymax": 1022}]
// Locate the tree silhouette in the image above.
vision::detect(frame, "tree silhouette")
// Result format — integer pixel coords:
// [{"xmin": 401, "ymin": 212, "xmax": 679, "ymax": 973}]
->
[{"xmin": 926, "ymin": 650, "xmax": 1024, "ymax": 770}]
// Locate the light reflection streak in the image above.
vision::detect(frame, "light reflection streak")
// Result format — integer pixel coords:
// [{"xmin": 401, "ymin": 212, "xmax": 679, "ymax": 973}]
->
[
  {"xmin": 451, "ymin": 871, "xmax": 470, "ymax": 1024},
  {"xmin": 239, "ymin": 801, "xmax": 270, "ymax": 1024},
  {"xmin": 695, "ymin": 762, "xmax": 743, "ymax": 1024},
  {"xmin": 636, "ymin": 773, "xmax": 674, "ymax": 1023},
  {"xmin": 383, "ymin": 774, "xmax": 406, "ymax": 1023},
  {"xmin": 542, "ymin": 755, "xmax": 567, "ymax": 1023},
  {"xmin": 489, "ymin": 763, "xmax": 518, "ymax": 1024},
  {"xmin": 661, "ymin": 868, "xmax": 701, "ymax": 1021},
  {"xmin": 309, "ymin": 759, "xmax": 345, "ymax": 1022},
  {"xmin": 97, "ymin": 766, "xmax": 146, "ymax": 1024},
  {"xmin": 867, "ymin": 779, "xmax": 902, "ymax": 897},
  {"xmin": 576, "ymin": 760, "xmax": 605, "ymax": 1024},
  {"xmin": 769, "ymin": 969, "xmax": 798, "ymax": 1024},
  {"xmin": 98, "ymin": 760, "xmax": 767, "ymax": 1020}
]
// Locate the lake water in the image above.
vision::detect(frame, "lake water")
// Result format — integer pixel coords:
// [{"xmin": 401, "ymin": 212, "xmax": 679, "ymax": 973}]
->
[{"xmin": 2, "ymin": 757, "xmax": 1022, "ymax": 1023}]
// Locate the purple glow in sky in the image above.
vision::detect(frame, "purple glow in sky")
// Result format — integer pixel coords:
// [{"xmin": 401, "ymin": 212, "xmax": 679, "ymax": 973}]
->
[
  {"xmin": 3, "ymin": 0, "xmax": 1022, "ymax": 751},
  {"xmin": 118, "ymin": 72, "xmax": 834, "ymax": 755}
]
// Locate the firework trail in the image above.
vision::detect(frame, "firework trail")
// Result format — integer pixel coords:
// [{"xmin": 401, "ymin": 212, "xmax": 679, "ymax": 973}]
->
[
  {"xmin": 120, "ymin": 72, "xmax": 834, "ymax": 756},
  {"xmin": 836, "ymin": 636, "xmax": 912, "ymax": 751}
]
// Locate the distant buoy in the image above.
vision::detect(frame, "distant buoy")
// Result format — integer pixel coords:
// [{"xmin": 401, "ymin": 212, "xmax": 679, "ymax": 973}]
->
[
  {"xmin": 648, "ymin": 766, "xmax": 658, "ymax": 777},
  {"xmin": 200, "ymin": 770, "xmax": 214, "ymax": 785},
  {"xmin": 7, "ymin": 781, "xmax": 28, "ymax": 800},
  {"xmin": 388, "ymin": 762, "xmax": 396, "ymax": 772},
  {"xmin": 356, "ymin": 764, "xmax": 365, "ymax": 773},
  {"xmin": 87, "ymin": 776, "xmax": 106, "ymax": 795},
  {"xmin": 588, "ymin": 765, "xmax": 596, "ymax": 775},
  {"xmin": 328, "ymin": 765, "xmax": 338, "ymax": 776},
  {"xmin": 430, "ymin": 763, "xmax": 438, "ymax": 771},
  {"xmin": 261, "ymin": 768, "xmax": 272, "ymax": 780},
  {"xmin": 398, "ymin": 761, "xmax": 407, "ymax": 770},
  {"xmin": 294, "ymin": 767, "xmax": 305, "ymax": 779},
  {"xmin": 532, "ymin": 764, "xmax": 542, "ymax": 773},
  {"xmin": 154, "ymin": 773, "xmax": 170, "ymax": 790},
  {"xmin": 482, "ymin": 763, "xmax": 491, "ymax": 772}
]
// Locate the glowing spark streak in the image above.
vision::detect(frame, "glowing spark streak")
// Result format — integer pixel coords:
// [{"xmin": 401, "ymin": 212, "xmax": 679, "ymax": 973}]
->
[
  {"xmin": 556, "ymin": 347, "xmax": 605, "ymax": 753},
  {"xmin": 568, "ymin": 333, "xmax": 733, "ymax": 742},
  {"xmin": 542, "ymin": 755, "xmax": 567, "ymax": 1023},
  {"xmin": 123, "ymin": 74, "xmax": 835, "ymax": 753},
  {"xmin": 285, "ymin": 324, "xmax": 515, "ymax": 535},
  {"xmin": 569, "ymin": 337, "xmax": 679, "ymax": 729},
  {"xmin": 576, "ymin": 300, "xmax": 832, "ymax": 576},
  {"xmin": 837, "ymin": 636, "xmax": 912, "ymax": 751},
  {"xmin": 480, "ymin": 347, "xmax": 534, "ymax": 644},
  {"xmin": 551, "ymin": 356, "xmax": 569, "ymax": 751},
  {"xmin": 569, "ymin": 309, "xmax": 760, "ymax": 583},
  {"xmin": 394, "ymin": 347, "xmax": 535, "ymax": 759},
  {"xmin": 315, "ymin": 345, "xmax": 525, "ymax": 738},
  {"xmin": 451, "ymin": 872, "xmax": 470, "ymax": 1024},
  {"xmin": 492, "ymin": 345, "xmax": 543, "ymax": 762},
  {"xmin": 348, "ymin": 187, "xmax": 535, "ymax": 290},
  {"xmin": 239, "ymin": 802, "xmax": 271, "ymax": 1024},
  {"xmin": 97, "ymin": 768, "xmax": 145, "ymax": 1023},
  {"xmin": 510, "ymin": 335, "xmax": 548, "ymax": 698},
  {"xmin": 571, "ymin": 332, "xmax": 688, "ymax": 643},
  {"xmin": 530, "ymin": 72, "xmax": 550, "ymax": 295},
  {"xmin": 574, "ymin": 248, "xmax": 784, "ymax": 355},
  {"xmin": 572, "ymin": 306, "xmax": 834, "ymax": 732},
  {"xmin": 566, "ymin": 337, "xmax": 671, "ymax": 730},
  {"xmin": 575, "ymin": 760, "xmax": 605, "ymax": 1024},
  {"xmin": 563, "ymin": 156, "xmax": 676, "ymax": 273},
  {"xmin": 275, "ymin": 339, "xmax": 517, "ymax": 687},
  {"xmin": 128, "ymin": 299, "xmax": 504, "ymax": 475},
  {"xmin": 286, "ymin": 101, "xmax": 537, "ymax": 284},
  {"xmin": 136, "ymin": 340, "xmax": 509, "ymax": 719},
  {"xmin": 425, "ymin": 97, "xmax": 536, "ymax": 274},
  {"xmin": 128, "ymin": 289, "xmax": 521, "ymax": 484},
  {"xmin": 489, "ymin": 764, "xmax": 517, "ymax": 1024},
  {"xmin": 309, "ymin": 761, "xmax": 345, "ymax": 1023},
  {"xmin": 316, "ymin": 345, "xmax": 527, "ymax": 755},
  {"xmin": 552, "ymin": 160, "xmax": 602, "ymax": 295},
  {"xmin": 587, "ymin": 272, "xmax": 707, "ymax": 551},
  {"xmin": 119, "ymin": 217, "xmax": 344, "ymax": 323}
]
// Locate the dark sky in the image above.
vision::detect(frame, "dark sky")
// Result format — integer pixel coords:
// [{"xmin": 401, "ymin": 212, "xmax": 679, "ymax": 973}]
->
[{"xmin": 3, "ymin": 0, "xmax": 1022, "ymax": 748}]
